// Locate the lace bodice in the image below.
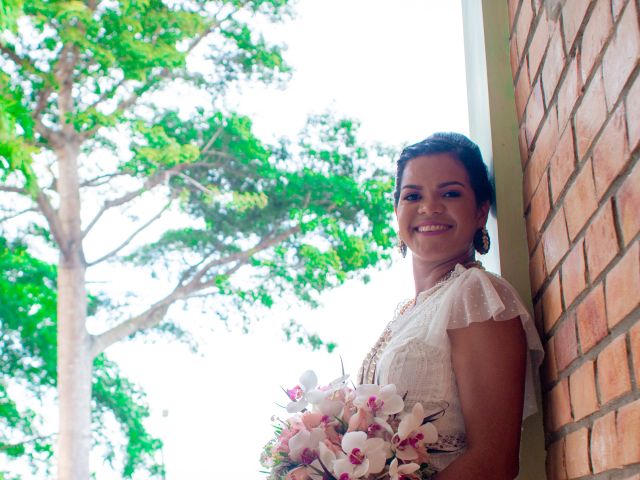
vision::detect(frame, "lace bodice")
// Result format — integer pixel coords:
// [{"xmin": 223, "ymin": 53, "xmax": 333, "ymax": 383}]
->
[{"xmin": 359, "ymin": 264, "xmax": 544, "ymax": 472}]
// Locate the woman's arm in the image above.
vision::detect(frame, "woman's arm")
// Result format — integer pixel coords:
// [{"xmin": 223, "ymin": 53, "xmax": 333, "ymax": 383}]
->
[{"xmin": 436, "ymin": 317, "xmax": 527, "ymax": 480}]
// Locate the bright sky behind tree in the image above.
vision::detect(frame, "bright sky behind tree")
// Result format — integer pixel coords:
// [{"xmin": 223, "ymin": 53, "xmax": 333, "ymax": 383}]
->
[{"xmin": 97, "ymin": 1, "xmax": 469, "ymax": 478}]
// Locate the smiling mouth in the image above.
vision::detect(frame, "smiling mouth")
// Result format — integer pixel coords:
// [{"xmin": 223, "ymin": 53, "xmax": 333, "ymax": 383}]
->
[{"xmin": 415, "ymin": 224, "xmax": 451, "ymax": 232}]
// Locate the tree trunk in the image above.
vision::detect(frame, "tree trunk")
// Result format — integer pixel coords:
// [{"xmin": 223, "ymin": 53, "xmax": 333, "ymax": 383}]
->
[{"xmin": 56, "ymin": 139, "xmax": 92, "ymax": 480}]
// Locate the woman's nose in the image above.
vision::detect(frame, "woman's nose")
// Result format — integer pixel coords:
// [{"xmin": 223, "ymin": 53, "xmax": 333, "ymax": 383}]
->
[{"xmin": 418, "ymin": 196, "xmax": 444, "ymax": 215}]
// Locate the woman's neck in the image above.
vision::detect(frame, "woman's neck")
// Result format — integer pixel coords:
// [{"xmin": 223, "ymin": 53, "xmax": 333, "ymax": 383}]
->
[{"xmin": 412, "ymin": 250, "xmax": 477, "ymax": 295}]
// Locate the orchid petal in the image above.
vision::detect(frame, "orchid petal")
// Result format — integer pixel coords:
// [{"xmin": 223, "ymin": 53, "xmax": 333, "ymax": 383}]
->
[
  {"xmin": 420, "ymin": 422, "xmax": 438, "ymax": 443},
  {"xmin": 381, "ymin": 395, "xmax": 404, "ymax": 415},
  {"xmin": 287, "ymin": 399, "xmax": 308, "ymax": 413},
  {"xmin": 300, "ymin": 370, "xmax": 318, "ymax": 391},
  {"xmin": 352, "ymin": 459, "xmax": 369, "ymax": 477},
  {"xmin": 306, "ymin": 389, "xmax": 327, "ymax": 404},
  {"xmin": 342, "ymin": 431, "xmax": 366, "ymax": 453}
]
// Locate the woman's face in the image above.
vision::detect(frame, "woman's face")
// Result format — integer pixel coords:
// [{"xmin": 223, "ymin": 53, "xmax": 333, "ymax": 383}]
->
[{"xmin": 395, "ymin": 153, "xmax": 489, "ymax": 266}]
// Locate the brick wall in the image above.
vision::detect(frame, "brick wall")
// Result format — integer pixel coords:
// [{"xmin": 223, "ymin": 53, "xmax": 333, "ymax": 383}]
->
[{"xmin": 508, "ymin": 0, "xmax": 640, "ymax": 478}]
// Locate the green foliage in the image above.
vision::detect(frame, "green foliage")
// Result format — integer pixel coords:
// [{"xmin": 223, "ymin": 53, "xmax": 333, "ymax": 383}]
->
[
  {"xmin": 0, "ymin": 238, "xmax": 163, "ymax": 478},
  {"xmin": 0, "ymin": 0, "xmax": 396, "ymax": 475},
  {"xmin": 282, "ymin": 320, "xmax": 336, "ymax": 353}
]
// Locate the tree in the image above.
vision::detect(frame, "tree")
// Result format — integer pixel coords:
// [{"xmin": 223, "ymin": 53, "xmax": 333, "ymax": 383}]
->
[
  {"xmin": 0, "ymin": 1, "xmax": 394, "ymax": 479},
  {"xmin": 0, "ymin": 237, "xmax": 164, "ymax": 478}
]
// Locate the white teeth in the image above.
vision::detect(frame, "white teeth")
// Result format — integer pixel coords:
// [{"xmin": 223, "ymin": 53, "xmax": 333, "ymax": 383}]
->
[{"xmin": 417, "ymin": 225, "xmax": 450, "ymax": 232}]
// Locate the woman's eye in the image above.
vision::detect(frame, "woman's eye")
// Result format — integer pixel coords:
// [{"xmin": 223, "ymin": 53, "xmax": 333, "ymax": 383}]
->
[
  {"xmin": 442, "ymin": 191, "xmax": 461, "ymax": 198},
  {"xmin": 403, "ymin": 193, "xmax": 420, "ymax": 201}
]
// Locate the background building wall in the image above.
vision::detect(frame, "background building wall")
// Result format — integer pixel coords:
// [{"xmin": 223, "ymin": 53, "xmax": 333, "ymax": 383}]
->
[{"xmin": 508, "ymin": 0, "xmax": 640, "ymax": 478}]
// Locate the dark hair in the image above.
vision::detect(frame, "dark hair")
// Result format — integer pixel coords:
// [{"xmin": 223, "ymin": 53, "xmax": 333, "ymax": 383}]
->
[{"xmin": 393, "ymin": 132, "xmax": 494, "ymax": 208}]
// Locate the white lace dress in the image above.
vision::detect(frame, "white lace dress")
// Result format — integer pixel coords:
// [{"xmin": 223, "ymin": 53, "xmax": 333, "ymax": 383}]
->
[{"xmin": 358, "ymin": 264, "xmax": 544, "ymax": 472}]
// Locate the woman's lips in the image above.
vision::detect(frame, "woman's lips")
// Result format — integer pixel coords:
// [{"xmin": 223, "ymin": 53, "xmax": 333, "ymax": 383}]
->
[{"xmin": 414, "ymin": 224, "xmax": 452, "ymax": 234}]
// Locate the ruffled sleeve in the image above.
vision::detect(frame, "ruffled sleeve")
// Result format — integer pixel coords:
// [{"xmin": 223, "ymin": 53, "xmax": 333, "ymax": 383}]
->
[{"xmin": 435, "ymin": 265, "xmax": 545, "ymax": 420}]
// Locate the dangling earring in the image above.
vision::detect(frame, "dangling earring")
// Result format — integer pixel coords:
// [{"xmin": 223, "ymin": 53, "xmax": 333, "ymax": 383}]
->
[
  {"xmin": 473, "ymin": 227, "xmax": 490, "ymax": 254},
  {"xmin": 397, "ymin": 238, "xmax": 407, "ymax": 258}
]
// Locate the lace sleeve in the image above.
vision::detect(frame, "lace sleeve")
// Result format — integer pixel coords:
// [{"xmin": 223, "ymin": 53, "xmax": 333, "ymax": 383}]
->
[{"xmin": 435, "ymin": 266, "xmax": 545, "ymax": 420}]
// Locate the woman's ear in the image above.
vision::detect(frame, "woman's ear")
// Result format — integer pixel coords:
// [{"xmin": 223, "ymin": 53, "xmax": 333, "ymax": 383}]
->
[{"xmin": 476, "ymin": 201, "xmax": 490, "ymax": 228}]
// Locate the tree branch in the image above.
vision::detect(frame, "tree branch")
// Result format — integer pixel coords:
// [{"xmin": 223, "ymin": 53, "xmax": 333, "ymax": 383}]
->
[
  {"xmin": 81, "ymin": 173, "xmax": 166, "ymax": 238},
  {"xmin": 81, "ymin": 161, "xmax": 224, "ymax": 238},
  {"xmin": 89, "ymin": 224, "xmax": 301, "ymax": 356},
  {"xmin": 0, "ymin": 44, "xmax": 40, "ymax": 75},
  {"xmin": 0, "ymin": 207, "xmax": 37, "ymax": 224},
  {"xmin": 86, "ymin": 201, "xmax": 172, "ymax": 267},
  {"xmin": 34, "ymin": 189, "xmax": 66, "ymax": 253},
  {"xmin": 0, "ymin": 186, "xmax": 26, "ymax": 194}
]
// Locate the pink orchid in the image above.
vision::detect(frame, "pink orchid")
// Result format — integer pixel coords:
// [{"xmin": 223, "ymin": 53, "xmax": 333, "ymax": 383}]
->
[
  {"xmin": 353, "ymin": 384, "xmax": 404, "ymax": 418},
  {"xmin": 289, "ymin": 427, "xmax": 326, "ymax": 464},
  {"xmin": 388, "ymin": 458, "xmax": 420, "ymax": 480},
  {"xmin": 392, "ymin": 403, "xmax": 438, "ymax": 461},
  {"xmin": 333, "ymin": 431, "xmax": 388, "ymax": 478}
]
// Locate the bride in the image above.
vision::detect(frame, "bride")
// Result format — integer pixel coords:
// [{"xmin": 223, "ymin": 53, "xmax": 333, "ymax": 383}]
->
[{"xmin": 358, "ymin": 132, "xmax": 544, "ymax": 479}]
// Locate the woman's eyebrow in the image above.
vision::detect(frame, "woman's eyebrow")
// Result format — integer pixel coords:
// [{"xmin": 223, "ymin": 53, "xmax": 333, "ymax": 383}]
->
[
  {"xmin": 401, "ymin": 184, "xmax": 422, "ymax": 190},
  {"xmin": 438, "ymin": 181, "xmax": 466, "ymax": 188}
]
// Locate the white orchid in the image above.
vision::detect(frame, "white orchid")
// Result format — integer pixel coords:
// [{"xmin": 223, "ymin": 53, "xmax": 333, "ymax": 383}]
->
[
  {"xmin": 309, "ymin": 442, "xmax": 342, "ymax": 480},
  {"xmin": 392, "ymin": 403, "xmax": 438, "ymax": 461},
  {"xmin": 353, "ymin": 384, "xmax": 404, "ymax": 418},
  {"xmin": 286, "ymin": 370, "xmax": 350, "ymax": 414},
  {"xmin": 288, "ymin": 427, "xmax": 326, "ymax": 464},
  {"xmin": 331, "ymin": 431, "xmax": 388, "ymax": 478},
  {"xmin": 388, "ymin": 458, "xmax": 420, "ymax": 480}
]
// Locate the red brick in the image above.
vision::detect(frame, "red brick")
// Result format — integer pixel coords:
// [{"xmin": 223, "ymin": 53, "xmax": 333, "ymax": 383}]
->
[
  {"xmin": 542, "ymin": 210, "xmax": 569, "ymax": 272},
  {"xmin": 591, "ymin": 410, "xmax": 620, "ymax": 473},
  {"xmin": 575, "ymin": 69, "xmax": 608, "ymax": 160},
  {"xmin": 598, "ymin": 335, "xmax": 632, "ymax": 404},
  {"xmin": 602, "ymin": 0, "xmax": 640, "ymax": 107},
  {"xmin": 576, "ymin": 283, "xmax": 608, "ymax": 353},
  {"xmin": 543, "ymin": 334, "xmax": 559, "ymax": 385},
  {"xmin": 516, "ymin": 60, "xmax": 531, "ymax": 122},
  {"xmin": 549, "ymin": 377, "xmax": 572, "ymax": 430},
  {"xmin": 516, "ymin": 0, "xmax": 534, "ymax": 61},
  {"xmin": 524, "ymin": 79, "xmax": 546, "ymax": 148},
  {"xmin": 543, "ymin": 273, "xmax": 563, "ymax": 332},
  {"xmin": 529, "ymin": 13, "xmax": 552, "ymax": 79},
  {"xmin": 511, "ymin": 37, "xmax": 520, "ymax": 82},
  {"xmin": 565, "ymin": 428, "xmax": 591, "ymax": 478},
  {"xmin": 527, "ymin": 171, "xmax": 550, "ymax": 247},
  {"xmin": 626, "ymin": 70, "xmax": 640, "ymax": 150},
  {"xmin": 530, "ymin": 242, "xmax": 547, "ymax": 295},
  {"xmin": 618, "ymin": 399, "xmax": 640, "ymax": 465},
  {"xmin": 570, "ymin": 360, "xmax": 598, "ymax": 420},
  {"xmin": 542, "ymin": 25, "xmax": 566, "ymax": 102},
  {"xmin": 544, "ymin": 208, "xmax": 570, "ymax": 272},
  {"xmin": 562, "ymin": 0, "xmax": 591, "ymax": 52},
  {"xmin": 508, "ymin": 0, "xmax": 520, "ymax": 32},
  {"xmin": 525, "ymin": 107, "xmax": 559, "ymax": 205},
  {"xmin": 631, "ymin": 321, "xmax": 640, "ymax": 385},
  {"xmin": 557, "ymin": 56, "xmax": 582, "ymax": 130},
  {"xmin": 555, "ymin": 315, "xmax": 578, "ymax": 371},
  {"xmin": 612, "ymin": 0, "xmax": 625, "ymax": 21},
  {"xmin": 550, "ymin": 125, "xmax": 576, "ymax": 202},
  {"xmin": 580, "ymin": 0, "xmax": 613, "ymax": 81},
  {"xmin": 617, "ymin": 158, "xmax": 640, "ymax": 245},
  {"xmin": 519, "ymin": 124, "xmax": 529, "ymax": 167},
  {"xmin": 605, "ymin": 241, "xmax": 640, "ymax": 327},
  {"xmin": 585, "ymin": 201, "xmax": 619, "ymax": 280},
  {"xmin": 561, "ymin": 240, "xmax": 586, "ymax": 308},
  {"xmin": 546, "ymin": 437, "xmax": 567, "ymax": 480},
  {"xmin": 592, "ymin": 103, "xmax": 630, "ymax": 198},
  {"xmin": 563, "ymin": 159, "xmax": 598, "ymax": 240}
]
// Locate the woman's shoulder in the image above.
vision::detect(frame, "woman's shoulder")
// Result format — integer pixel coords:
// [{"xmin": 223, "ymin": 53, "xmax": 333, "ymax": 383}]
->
[{"xmin": 443, "ymin": 263, "xmax": 530, "ymax": 328}]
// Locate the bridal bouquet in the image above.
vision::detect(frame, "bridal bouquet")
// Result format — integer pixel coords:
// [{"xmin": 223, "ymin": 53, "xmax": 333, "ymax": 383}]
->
[{"xmin": 260, "ymin": 370, "xmax": 441, "ymax": 480}]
